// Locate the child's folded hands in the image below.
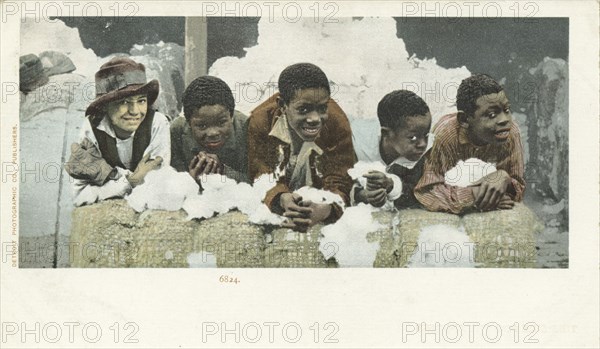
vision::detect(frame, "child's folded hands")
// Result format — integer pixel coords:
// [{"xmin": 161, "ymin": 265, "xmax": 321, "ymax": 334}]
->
[
  {"xmin": 469, "ymin": 169, "xmax": 513, "ymax": 211},
  {"xmin": 280, "ymin": 193, "xmax": 333, "ymax": 232}
]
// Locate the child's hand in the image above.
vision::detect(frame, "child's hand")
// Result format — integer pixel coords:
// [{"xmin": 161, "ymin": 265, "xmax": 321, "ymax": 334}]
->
[
  {"xmin": 363, "ymin": 171, "xmax": 394, "ymax": 193},
  {"xmin": 497, "ymin": 194, "xmax": 515, "ymax": 210},
  {"xmin": 201, "ymin": 153, "xmax": 224, "ymax": 174},
  {"xmin": 470, "ymin": 170, "xmax": 512, "ymax": 211},
  {"xmin": 300, "ymin": 200, "xmax": 332, "ymax": 225},
  {"xmin": 356, "ymin": 187, "xmax": 387, "ymax": 207},
  {"xmin": 127, "ymin": 153, "xmax": 163, "ymax": 187},
  {"xmin": 280, "ymin": 193, "xmax": 313, "ymax": 232},
  {"xmin": 188, "ymin": 152, "xmax": 223, "ymax": 181}
]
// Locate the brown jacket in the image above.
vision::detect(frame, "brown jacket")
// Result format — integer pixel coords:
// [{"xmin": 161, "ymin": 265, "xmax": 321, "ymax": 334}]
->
[{"xmin": 248, "ymin": 93, "xmax": 355, "ymax": 221}]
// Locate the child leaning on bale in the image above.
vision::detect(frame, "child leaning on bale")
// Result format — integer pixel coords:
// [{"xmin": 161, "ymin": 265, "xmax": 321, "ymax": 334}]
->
[
  {"xmin": 414, "ymin": 74, "xmax": 525, "ymax": 214},
  {"xmin": 170, "ymin": 76, "xmax": 249, "ymax": 185},
  {"xmin": 65, "ymin": 57, "xmax": 170, "ymax": 207},
  {"xmin": 351, "ymin": 90, "xmax": 432, "ymax": 209},
  {"xmin": 248, "ymin": 63, "xmax": 356, "ymax": 231}
]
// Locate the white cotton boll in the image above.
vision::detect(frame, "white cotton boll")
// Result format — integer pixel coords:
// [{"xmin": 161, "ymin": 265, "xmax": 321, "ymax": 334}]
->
[
  {"xmin": 253, "ymin": 174, "xmax": 278, "ymax": 198},
  {"xmin": 182, "ymin": 172, "xmax": 283, "ymax": 224},
  {"xmin": 201, "ymin": 174, "xmax": 238, "ymax": 191},
  {"xmin": 319, "ymin": 204, "xmax": 382, "ymax": 267},
  {"xmin": 248, "ymin": 205, "xmax": 285, "ymax": 225},
  {"xmin": 126, "ymin": 167, "xmax": 199, "ymax": 212},
  {"xmin": 229, "ymin": 182, "xmax": 256, "ymax": 213},
  {"xmin": 408, "ymin": 224, "xmax": 476, "ymax": 268},
  {"xmin": 293, "ymin": 187, "xmax": 345, "ymax": 208},
  {"xmin": 182, "ymin": 194, "xmax": 215, "ymax": 220},
  {"xmin": 187, "ymin": 252, "xmax": 217, "ymax": 268},
  {"xmin": 347, "ymin": 161, "xmax": 388, "ymax": 188},
  {"xmin": 445, "ymin": 158, "xmax": 497, "ymax": 187},
  {"xmin": 126, "ymin": 188, "xmax": 148, "ymax": 212}
]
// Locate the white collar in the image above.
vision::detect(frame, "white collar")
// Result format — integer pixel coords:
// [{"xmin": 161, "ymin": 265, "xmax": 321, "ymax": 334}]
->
[{"xmin": 268, "ymin": 114, "xmax": 292, "ymax": 144}]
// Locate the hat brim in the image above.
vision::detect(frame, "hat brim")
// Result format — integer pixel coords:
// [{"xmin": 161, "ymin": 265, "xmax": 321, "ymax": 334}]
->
[
  {"xmin": 21, "ymin": 74, "xmax": 50, "ymax": 93},
  {"xmin": 85, "ymin": 79, "xmax": 159, "ymax": 116}
]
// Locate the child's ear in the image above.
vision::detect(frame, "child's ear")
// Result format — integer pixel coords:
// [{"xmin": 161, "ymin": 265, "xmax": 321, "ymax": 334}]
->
[
  {"xmin": 380, "ymin": 126, "xmax": 393, "ymax": 139},
  {"xmin": 276, "ymin": 96, "xmax": 286, "ymax": 111},
  {"xmin": 457, "ymin": 110, "xmax": 469, "ymax": 129}
]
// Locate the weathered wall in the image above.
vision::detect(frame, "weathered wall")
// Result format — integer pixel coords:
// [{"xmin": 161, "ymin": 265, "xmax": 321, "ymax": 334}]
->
[
  {"xmin": 521, "ymin": 58, "xmax": 569, "ymax": 208},
  {"xmin": 69, "ymin": 200, "xmax": 541, "ymax": 268}
]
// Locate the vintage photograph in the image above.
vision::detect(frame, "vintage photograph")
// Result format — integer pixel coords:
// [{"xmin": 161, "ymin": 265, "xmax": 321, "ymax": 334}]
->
[{"xmin": 18, "ymin": 15, "xmax": 568, "ymax": 269}]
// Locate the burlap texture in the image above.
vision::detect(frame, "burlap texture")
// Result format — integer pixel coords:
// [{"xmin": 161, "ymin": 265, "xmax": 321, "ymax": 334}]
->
[
  {"xmin": 371, "ymin": 209, "xmax": 461, "ymax": 267},
  {"xmin": 70, "ymin": 200, "xmax": 541, "ymax": 268},
  {"xmin": 70, "ymin": 200, "xmax": 264, "ymax": 268},
  {"xmin": 70, "ymin": 199, "xmax": 140, "ymax": 267},
  {"xmin": 462, "ymin": 203, "xmax": 542, "ymax": 268},
  {"xmin": 263, "ymin": 225, "xmax": 330, "ymax": 268},
  {"xmin": 194, "ymin": 211, "xmax": 264, "ymax": 268}
]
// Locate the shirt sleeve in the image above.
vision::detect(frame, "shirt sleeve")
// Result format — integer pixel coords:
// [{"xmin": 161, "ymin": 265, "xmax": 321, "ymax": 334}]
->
[
  {"xmin": 144, "ymin": 112, "xmax": 171, "ymax": 166},
  {"xmin": 317, "ymin": 99, "xmax": 356, "ymax": 208},
  {"xmin": 169, "ymin": 117, "xmax": 188, "ymax": 172},
  {"xmin": 70, "ymin": 121, "xmax": 133, "ymax": 207},
  {"xmin": 414, "ymin": 134, "xmax": 475, "ymax": 214},
  {"xmin": 248, "ymin": 97, "xmax": 293, "ymax": 211},
  {"xmin": 224, "ymin": 112, "xmax": 250, "ymax": 183},
  {"xmin": 72, "ymin": 167, "xmax": 132, "ymax": 207},
  {"xmin": 248, "ymin": 107, "xmax": 278, "ymax": 181},
  {"xmin": 496, "ymin": 123, "xmax": 526, "ymax": 201}
]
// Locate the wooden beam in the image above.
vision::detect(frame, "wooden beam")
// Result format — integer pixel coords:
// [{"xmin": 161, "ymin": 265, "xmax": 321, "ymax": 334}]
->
[{"xmin": 185, "ymin": 17, "xmax": 208, "ymax": 87}]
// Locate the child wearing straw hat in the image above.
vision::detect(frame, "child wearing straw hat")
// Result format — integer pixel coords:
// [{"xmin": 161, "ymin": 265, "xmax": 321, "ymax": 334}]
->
[{"xmin": 65, "ymin": 57, "xmax": 171, "ymax": 206}]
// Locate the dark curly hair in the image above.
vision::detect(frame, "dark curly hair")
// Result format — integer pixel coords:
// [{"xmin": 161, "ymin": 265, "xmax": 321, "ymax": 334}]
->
[
  {"xmin": 377, "ymin": 90, "xmax": 430, "ymax": 130},
  {"xmin": 278, "ymin": 63, "xmax": 331, "ymax": 104},
  {"xmin": 456, "ymin": 74, "xmax": 503, "ymax": 117},
  {"xmin": 182, "ymin": 76, "xmax": 235, "ymax": 120}
]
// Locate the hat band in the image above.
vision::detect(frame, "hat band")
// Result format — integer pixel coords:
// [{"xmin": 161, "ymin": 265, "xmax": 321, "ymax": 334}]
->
[{"xmin": 96, "ymin": 70, "xmax": 147, "ymax": 96}]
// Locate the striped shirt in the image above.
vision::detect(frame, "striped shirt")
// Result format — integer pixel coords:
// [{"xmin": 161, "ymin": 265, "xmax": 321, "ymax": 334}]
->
[{"xmin": 414, "ymin": 113, "xmax": 525, "ymax": 214}]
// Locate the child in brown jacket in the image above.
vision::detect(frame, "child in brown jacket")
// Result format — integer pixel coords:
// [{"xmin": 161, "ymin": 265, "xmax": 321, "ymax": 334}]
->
[{"xmin": 248, "ymin": 63, "xmax": 355, "ymax": 231}]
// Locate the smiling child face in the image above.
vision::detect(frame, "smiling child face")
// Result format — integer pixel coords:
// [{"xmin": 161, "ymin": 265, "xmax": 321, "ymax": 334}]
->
[
  {"xmin": 465, "ymin": 90, "xmax": 513, "ymax": 146},
  {"xmin": 107, "ymin": 94, "xmax": 148, "ymax": 137},
  {"xmin": 188, "ymin": 104, "xmax": 233, "ymax": 151},
  {"xmin": 282, "ymin": 87, "xmax": 330, "ymax": 142}
]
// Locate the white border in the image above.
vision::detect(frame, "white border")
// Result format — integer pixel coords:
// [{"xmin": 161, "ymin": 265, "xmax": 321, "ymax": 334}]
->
[{"xmin": 1, "ymin": 1, "xmax": 598, "ymax": 348}]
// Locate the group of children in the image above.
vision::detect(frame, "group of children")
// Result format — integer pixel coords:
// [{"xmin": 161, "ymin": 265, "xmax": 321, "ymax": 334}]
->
[{"xmin": 66, "ymin": 57, "xmax": 525, "ymax": 231}]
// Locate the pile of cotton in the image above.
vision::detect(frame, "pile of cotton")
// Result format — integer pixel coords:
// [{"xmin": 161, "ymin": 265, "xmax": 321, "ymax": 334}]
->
[
  {"xmin": 444, "ymin": 158, "xmax": 497, "ymax": 187},
  {"xmin": 347, "ymin": 161, "xmax": 387, "ymax": 188},
  {"xmin": 407, "ymin": 224, "xmax": 476, "ymax": 268},
  {"xmin": 210, "ymin": 17, "xmax": 470, "ymax": 125},
  {"xmin": 294, "ymin": 186, "xmax": 345, "ymax": 208},
  {"xmin": 319, "ymin": 203, "xmax": 383, "ymax": 267},
  {"xmin": 182, "ymin": 174, "xmax": 284, "ymax": 225},
  {"xmin": 126, "ymin": 166, "xmax": 199, "ymax": 212}
]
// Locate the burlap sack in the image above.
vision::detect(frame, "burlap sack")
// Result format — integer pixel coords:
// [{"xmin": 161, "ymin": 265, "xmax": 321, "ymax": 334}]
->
[
  {"xmin": 462, "ymin": 203, "xmax": 542, "ymax": 268},
  {"xmin": 70, "ymin": 201, "xmax": 265, "ymax": 267},
  {"xmin": 371, "ymin": 209, "xmax": 461, "ymax": 267},
  {"xmin": 263, "ymin": 225, "xmax": 330, "ymax": 268},
  {"xmin": 70, "ymin": 200, "xmax": 141, "ymax": 267},
  {"xmin": 192, "ymin": 211, "xmax": 265, "ymax": 268}
]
